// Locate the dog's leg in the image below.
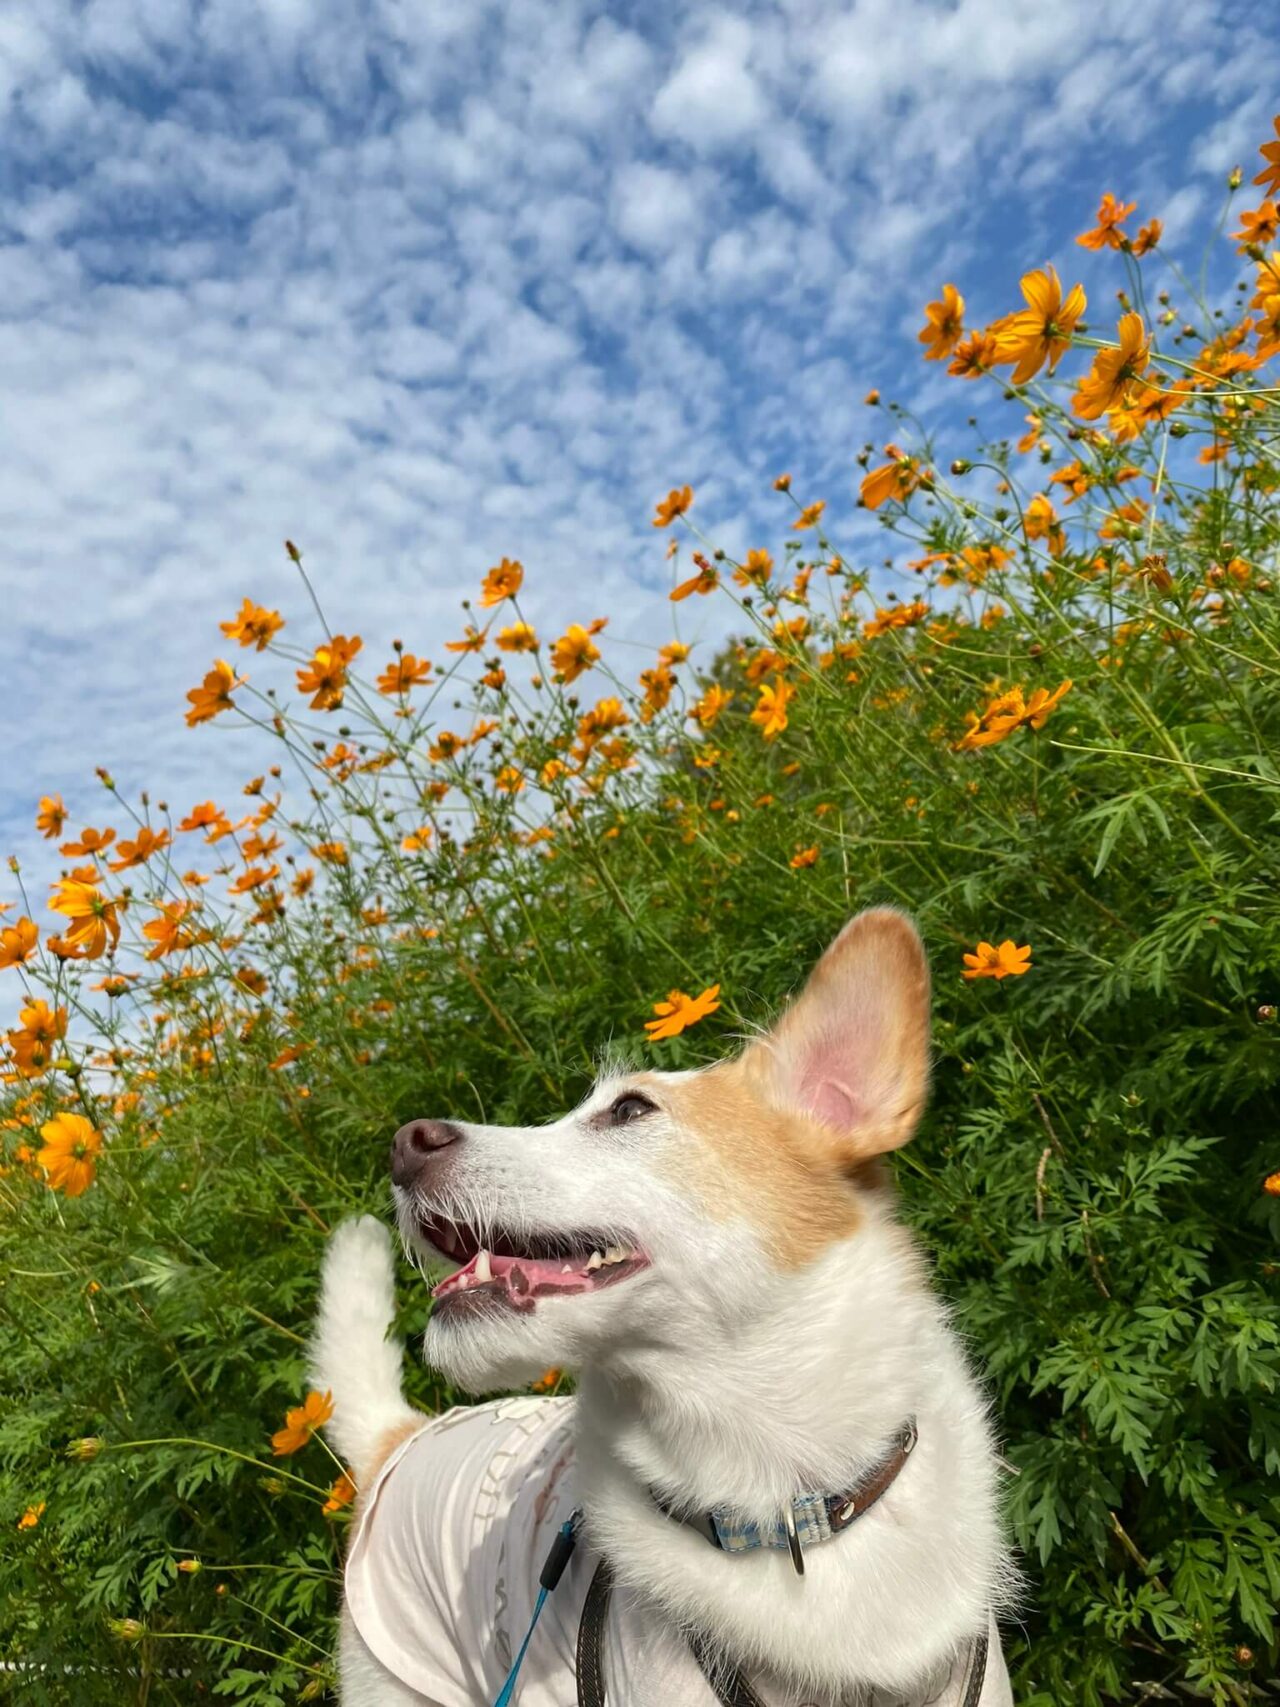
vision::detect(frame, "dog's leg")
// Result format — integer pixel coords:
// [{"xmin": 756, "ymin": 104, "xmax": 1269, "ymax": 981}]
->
[{"xmin": 310, "ymin": 1216, "xmax": 419, "ymax": 1484}]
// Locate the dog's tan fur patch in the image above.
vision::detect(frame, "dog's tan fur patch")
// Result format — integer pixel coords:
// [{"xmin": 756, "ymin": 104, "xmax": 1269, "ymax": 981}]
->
[{"xmin": 658, "ymin": 1057, "xmax": 865, "ymax": 1267}]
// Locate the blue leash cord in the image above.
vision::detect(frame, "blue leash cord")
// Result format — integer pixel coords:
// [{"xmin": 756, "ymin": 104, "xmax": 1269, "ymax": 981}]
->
[{"xmin": 493, "ymin": 1507, "xmax": 583, "ymax": 1707}]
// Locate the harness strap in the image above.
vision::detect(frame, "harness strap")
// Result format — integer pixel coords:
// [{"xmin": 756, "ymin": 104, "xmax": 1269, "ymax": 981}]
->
[{"xmin": 574, "ymin": 1561, "xmax": 989, "ymax": 1707}]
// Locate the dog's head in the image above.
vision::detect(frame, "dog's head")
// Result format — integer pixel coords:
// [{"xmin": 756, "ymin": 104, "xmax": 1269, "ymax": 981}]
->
[{"xmin": 391, "ymin": 908, "xmax": 931, "ymax": 1392}]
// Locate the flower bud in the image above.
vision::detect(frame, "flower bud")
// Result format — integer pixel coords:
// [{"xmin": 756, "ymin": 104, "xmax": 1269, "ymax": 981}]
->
[
  {"xmin": 773, "ymin": 473, "xmax": 791, "ymax": 492},
  {"xmin": 1257, "ymin": 1004, "xmax": 1277, "ymax": 1024},
  {"xmin": 177, "ymin": 1558, "xmax": 201, "ymax": 1574},
  {"xmin": 285, "ymin": 540, "xmax": 302, "ymax": 562},
  {"xmin": 66, "ymin": 1437, "xmax": 105, "ymax": 1461},
  {"xmin": 108, "ymin": 1619, "xmax": 145, "ymax": 1642},
  {"xmin": 1228, "ymin": 165, "xmax": 1242, "ymax": 190},
  {"xmin": 950, "ymin": 459, "xmax": 971, "ymax": 476}
]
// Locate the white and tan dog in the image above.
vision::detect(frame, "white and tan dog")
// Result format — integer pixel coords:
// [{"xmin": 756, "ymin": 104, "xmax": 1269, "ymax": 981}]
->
[{"xmin": 313, "ymin": 909, "xmax": 1016, "ymax": 1705}]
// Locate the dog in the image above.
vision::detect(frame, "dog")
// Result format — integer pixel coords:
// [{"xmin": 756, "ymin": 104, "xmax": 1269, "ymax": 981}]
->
[{"xmin": 312, "ymin": 908, "xmax": 1016, "ymax": 1705}]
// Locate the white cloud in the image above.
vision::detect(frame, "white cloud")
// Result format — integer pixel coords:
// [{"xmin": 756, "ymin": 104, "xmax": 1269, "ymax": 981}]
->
[
  {"xmin": 612, "ymin": 161, "xmax": 702, "ymax": 252},
  {"xmin": 650, "ymin": 13, "xmax": 768, "ymax": 152}
]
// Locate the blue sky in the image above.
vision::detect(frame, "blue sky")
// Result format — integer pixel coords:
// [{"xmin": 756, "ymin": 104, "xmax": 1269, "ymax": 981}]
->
[{"xmin": 2, "ymin": 0, "xmax": 1276, "ymax": 904}]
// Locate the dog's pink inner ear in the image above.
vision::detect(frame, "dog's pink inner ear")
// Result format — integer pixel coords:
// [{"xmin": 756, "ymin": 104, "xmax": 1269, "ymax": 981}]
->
[{"xmin": 762, "ymin": 908, "xmax": 931, "ymax": 1157}]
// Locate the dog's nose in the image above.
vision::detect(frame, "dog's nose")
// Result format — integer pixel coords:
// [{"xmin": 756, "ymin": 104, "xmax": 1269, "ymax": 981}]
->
[{"xmin": 390, "ymin": 1119, "xmax": 463, "ymax": 1188}]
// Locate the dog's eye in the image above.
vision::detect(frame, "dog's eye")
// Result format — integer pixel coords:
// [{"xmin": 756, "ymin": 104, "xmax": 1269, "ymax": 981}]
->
[{"xmin": 609, "ymin": 1092, "xmax": 656, "ymax": 1126}]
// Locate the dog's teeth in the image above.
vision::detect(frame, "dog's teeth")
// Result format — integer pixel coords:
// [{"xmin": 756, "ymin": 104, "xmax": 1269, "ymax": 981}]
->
[
  {"xmin": 603, "ymin": 1245, "xmax": 626, "ymax": 1265},
  {"xmin": 586, "ymin": 1251, "xmax": 604, "ymax": 1271},
  {"xmin": 562, "ymin": 1263, "xmax": 574, "ymax": 1274},
  {"xmin": 474, "ymin": 1249, "xmax": 492, "ymax": 1283}
]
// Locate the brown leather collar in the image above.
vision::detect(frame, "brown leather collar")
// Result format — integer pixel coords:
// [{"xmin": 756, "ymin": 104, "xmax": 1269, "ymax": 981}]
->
[{"xmin": 649, "ymin": 1417, "xmax": 918, "ymax": 1576}]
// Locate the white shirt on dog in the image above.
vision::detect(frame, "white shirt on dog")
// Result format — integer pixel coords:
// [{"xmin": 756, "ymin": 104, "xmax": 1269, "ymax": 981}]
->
[{"xmin": 344, "ymin": 1396, "xmax": 1011, "ymax": 1707}]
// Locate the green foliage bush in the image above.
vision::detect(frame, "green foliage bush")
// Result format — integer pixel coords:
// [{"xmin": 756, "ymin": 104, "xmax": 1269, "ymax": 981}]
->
[{"xmin": 3, "ymin": 141, "xmax": 1280, "ymax": 1706}]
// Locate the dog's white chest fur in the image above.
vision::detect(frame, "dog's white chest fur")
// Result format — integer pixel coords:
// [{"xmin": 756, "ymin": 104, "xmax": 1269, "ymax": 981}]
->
[{"xmin": 342, "ymin": 1395, "xmax": 1010, "ymax": 1707}]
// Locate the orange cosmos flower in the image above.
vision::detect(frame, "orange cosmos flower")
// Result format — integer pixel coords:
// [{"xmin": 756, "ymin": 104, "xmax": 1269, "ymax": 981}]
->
[
  {"xmin": 1253, "ymin": 115, "xmax": 1280, "ymax": 197},
  {"xmin": 1023, "ymin": 494, "xmax": 1065, "ymax": 556},
  {"xmin": 1107, "ymin": 378, "xmax": 1192, "ymax": 443},
  {"xmin": 962, "ymin": 940, "xmax": 1032, "ymax": 981},
  {"xmin": 0, "ymin": 917, "xmax": 39, "ymax": 970},
  {"xmin": 792, "ymin": 501, "xmax": 826, "ymax": 531},
  {"xmin": 750, "ymin": 677, "xmax": 794, "ymax": 741},
  {"xmin": 48, "ymin": 878, "xmax": 121, "ymax": 959},
  {"xmin": 1234, "ymin": 200, "xmax": 1280, "ymax": 252},
  {"xmin": 644, "ymin": 983, "xmax": 721, "ymax": 1041},
  {"xmin": 671, "ymin": 555, "xmax": 719, "ymax": 600},
  {"xmin": 659, "ymin": 640, "xmax": 690, "ymax": 666},
  {"xmin": 790, "ymin": 845, "xmax": 819, "ymax": 869},
  {"xmin": 962, "ymin": 942, "xmax": 1030, "ymax": 983},
  {"xmin": 652, "ymin": 486, "xmax": 693, "ymax": 527},
  {"xmin": 576, "ymin": 698, "xmax": 630, "ymax": 750},
  {"xmin": 37, "ymin": 1112, "xmax": 103, "ymax": 1197},
  {"xmin": 107, "ymin": 827, "xmax": 171, "ymax": 871},
  {"xmin": 496, "ymin": 622, "xmax": 538, "ymax": 653},
  {"xmin": 733, "ymin": 548, "xmax": 774, "ymax": 588},
  {"xmin": 376, "ymin": 654, "xmax": 431, "ymax": 695},
  {"xmin": 1264, "ymin": 1170, "xmax": 1280, "ymax": 1198},
  {"xmin": 401, "ymin": 826, "xmax": 433, "ymax": 852},
  {"xmin": 494, "ymin": 766, "xmax": 525, "ymax": 794},
  {"xmin": 230, "ymin": 862, "xmax": 280, "ymax": 894},
  {"xmin": 271, "ymin": 1390, "xmax": 334, "ymax": 1456},
  {"xmin": 178, "ymin": 801, "xmax": 228, "ymax": 835},
  {"xmin": 18, "ymin": 1503, "xmax": 46, "ymax": 1530},
  {"xmin": 956, "ymin": 680, "xmax": 1072, "ymax": 750},
  {"xmin": 1072, "ymin": 314, "xmax": 1151, "ymax": 420},
  {"xmin": 323, "ymin": 1472, "xmax": 357, "ymax": 1514},
  {"xmin": 60, "ymin": 826, "xmax": 116, "ymax": 858},
  {"xmin": 550, "ymin": 625, "xmax": 601, "ymax": 683},
  {"xmin": 313, "ymin": 842, "xmax": 348, "ymax": 865},
  {"xmin": 444, "ymin": 625, "xmax": 488, "ymax": 654},
  {"xmin": 296, "ymin": 635, "xmax": 362, "ymax": 711},
  {"xmin": 479, "ymin": 558, "xmax": 524, "ymax": 607},
  {"xmin": 993, "ymin": 266, "xmax": 1086, "ymax": 385},
  {"xmin": 1076, "ymin": 192, "xmax": 1136, "ymax": 250},
  {"xmin": 918, "ymin": 283, "xmax": 965, "ymax": 360},
  {"xmin": 36, "ymin": 796, "xmax": 66, "ymax": 840},
  {"xmin": 185, "ymin": 660, "xmax": 244, "ymax": 727},
  {"xmin": 947, "ymin": 330, "xmax": 1001, "ymax": 378},
  {"xmin": 861, "ymin": 446, "xmax": 926, "ymax": 510},
  {"xmin": 689, "ymin": 684, "xmax": 733, "ymax": 729},
  {"xmin": 863, "ymin": 599, "xmax": 929, "ymax": 639},
  {"xmin": 1131, "ymin": 219, "xmax": 1162, "ymax": 256},
  {"xmin": 429, "ymin": 731, "xmax": 464, "ymax": 763},
  {"xmin": 220, "ymin": 598, "xmax": 284, "ymax": 651},
  {"xmin": 142, "ymin": 901, "xmax": 193, "ymax": 961}
]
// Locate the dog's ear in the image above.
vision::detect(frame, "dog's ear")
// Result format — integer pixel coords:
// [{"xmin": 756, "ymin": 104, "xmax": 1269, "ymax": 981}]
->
[{"xmin": 750, "ymin": 908, "xmax": 931, "ymax": 1158}]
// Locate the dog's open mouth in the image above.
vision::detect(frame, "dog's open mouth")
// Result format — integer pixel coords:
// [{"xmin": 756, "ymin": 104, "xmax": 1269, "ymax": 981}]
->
[{"xmin": 416, "ymin": 1210, "xmax": 650, "ymax": 1312}]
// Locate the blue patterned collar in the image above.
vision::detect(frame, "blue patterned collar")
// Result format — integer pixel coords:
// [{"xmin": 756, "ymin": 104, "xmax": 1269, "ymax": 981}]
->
[{"xmin": 649, "ymin": 1417, "xmax": 917, "ymax": 1576}]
